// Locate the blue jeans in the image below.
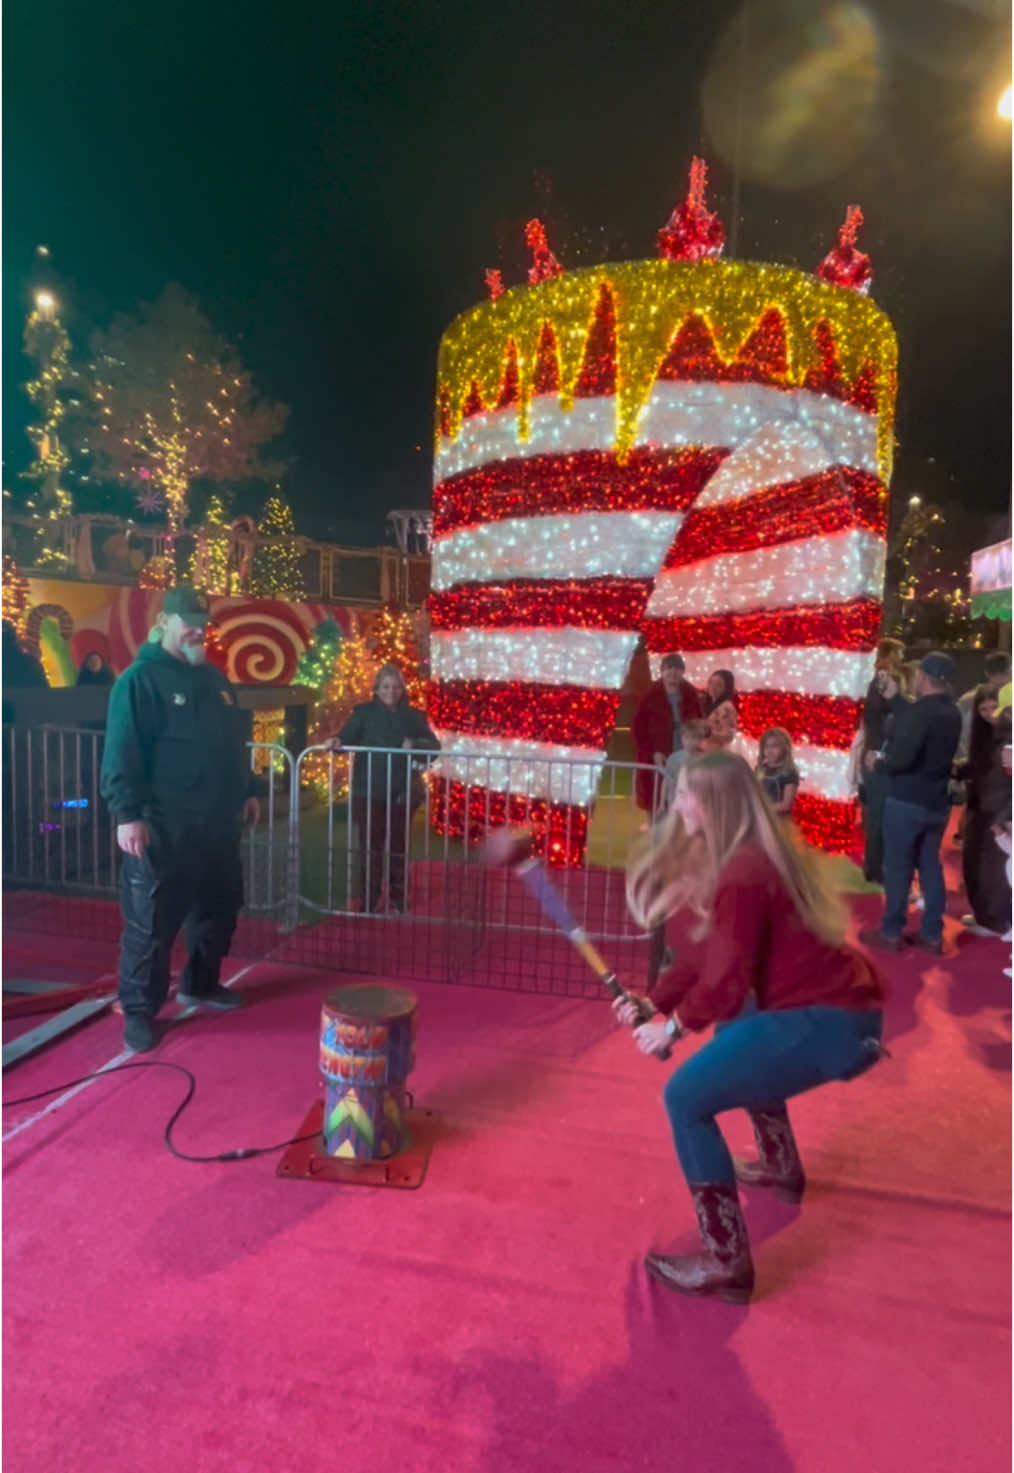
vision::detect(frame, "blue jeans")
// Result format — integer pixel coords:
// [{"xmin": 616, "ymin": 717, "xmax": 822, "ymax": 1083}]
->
[
  {"xmin": 662, "ymin": 1006, "xmax": 884, "ymax": 1185},
  {"xmin": 882, "ymin": 796, "xmax": 949, "ymax": 943}
]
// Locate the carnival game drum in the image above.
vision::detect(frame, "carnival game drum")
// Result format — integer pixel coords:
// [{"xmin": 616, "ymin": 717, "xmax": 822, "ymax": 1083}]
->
[{"xmin": 319, "ymin": 984, "xmax": 418, "ymax": 1161}]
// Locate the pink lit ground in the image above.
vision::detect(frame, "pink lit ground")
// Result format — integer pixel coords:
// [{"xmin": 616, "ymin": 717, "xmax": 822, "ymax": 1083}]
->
[{"xmin": 2, "ymin": 879, "xmax": 1010, "ymax": 1473}]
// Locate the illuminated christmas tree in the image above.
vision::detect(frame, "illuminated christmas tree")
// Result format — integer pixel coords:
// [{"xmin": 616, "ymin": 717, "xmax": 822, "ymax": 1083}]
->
[
  {"xmin": 301, "ymin": 632, "xmax": 377, "ymax": 798},
  {"xmin": 371, "ymin": 603, "xmax": 426, "ymax": 707},
  {"xmin": 249, "ymin": 493, "xmax": 305, "ymax": 599},
  {"xmin": 887, "ymin": 497, "xmax": 970, "ymax": 646},
  {"xmin": 2, "ymin": 555, "xmax": 31, "ymax": 636},
  {"xmin": 293, "ymin": 618, "xmax": 343, "ymax": 690},
  {"xmin": 189, "ymin": 492, "xmax": 231, "ymax": 594},
  {"xmin": 20, "ymin": 290, "xmax": 77, "ymax": 569},
  {"xmin": 84, "ymin": 284, "xmax": 287, "ymax": 542}
]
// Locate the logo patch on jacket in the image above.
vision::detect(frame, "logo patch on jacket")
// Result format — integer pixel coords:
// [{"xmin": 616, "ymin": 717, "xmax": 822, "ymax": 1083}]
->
[{"xmin": 172, "ymin": 692, "xmax": 187, "ymax": 706}]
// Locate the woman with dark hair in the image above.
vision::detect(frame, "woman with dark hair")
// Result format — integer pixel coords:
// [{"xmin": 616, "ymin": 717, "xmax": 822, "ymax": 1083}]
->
[
  {"xmin": 960, "ymin": 690, "xmax": 1013, "ymax": 938},
  {"xmin": 615, "ymin": 752, "xmax": 884, "ymax": 1304},
  {"xmin": 703, "ymin": 669, "xmax": 735, "ymax": 715},
  {"xmin": 75, "ymin": 651, "xmax": 115, "ymax": 687},
  {"xmin": 329, "ymin": 664, "xmax": 440, "ymax": 913}
]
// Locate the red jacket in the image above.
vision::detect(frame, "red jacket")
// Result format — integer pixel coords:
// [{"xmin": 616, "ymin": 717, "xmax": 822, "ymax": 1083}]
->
[
  {"xmin": 650, "ymin": 844, "xmax": 883, "ymax": 1031},
  {"xmin": 631, "ymin": 679, "xmax": 703, "ymax": 810}
]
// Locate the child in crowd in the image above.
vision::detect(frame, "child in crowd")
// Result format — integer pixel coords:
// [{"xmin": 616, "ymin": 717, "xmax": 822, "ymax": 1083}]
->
[
  {"xmin": 705, "ymin": 699, "xmax": 750, "ymax": 759},
  {"xmin": 756, "ymin": 727, "xmax": 800, "ymax": 818},
  {"xmin": 663, "ymin": 718, "xmax": 710, "ymax": 808}
]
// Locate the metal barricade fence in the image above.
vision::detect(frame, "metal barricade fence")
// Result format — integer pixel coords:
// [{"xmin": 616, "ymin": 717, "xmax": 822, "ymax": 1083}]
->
[{"xmin": 2, "ymin": 729, "xmax": 660, "ymax": 995}]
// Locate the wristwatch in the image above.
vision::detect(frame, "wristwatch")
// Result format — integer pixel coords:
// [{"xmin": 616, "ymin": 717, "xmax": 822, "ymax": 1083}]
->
[{"xmin": 664, "ymin": 1015, "xmax": 684, "ymax": 1041}]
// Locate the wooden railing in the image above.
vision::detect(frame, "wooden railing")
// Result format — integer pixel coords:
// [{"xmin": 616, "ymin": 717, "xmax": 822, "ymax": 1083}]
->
[{"xmin": 3, "ymin": 512, "xmax": 431, "ymax": 608}]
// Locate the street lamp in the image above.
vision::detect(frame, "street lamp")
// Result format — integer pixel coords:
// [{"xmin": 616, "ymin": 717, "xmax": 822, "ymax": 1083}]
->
[{"xmin": 999, "ymin": 85, "xmax": 1012, "ymax": 123}]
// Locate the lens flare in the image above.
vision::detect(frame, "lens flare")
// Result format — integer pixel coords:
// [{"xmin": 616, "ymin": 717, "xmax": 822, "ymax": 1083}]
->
[{"xmin": 703, "ymin": 1, "xmax": 883, "ymax": 190}]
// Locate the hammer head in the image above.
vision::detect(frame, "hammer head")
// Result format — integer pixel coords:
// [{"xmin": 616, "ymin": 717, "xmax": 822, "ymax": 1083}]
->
[{"xmin": 479, "ymin": 826, "xmax": 536, "ymax": 869}]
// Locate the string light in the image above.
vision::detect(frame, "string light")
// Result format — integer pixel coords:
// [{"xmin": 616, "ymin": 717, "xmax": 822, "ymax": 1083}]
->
[
  {"xmin": 429, "ymin": 577, "xmax": 653, "ymax": 631},
  {"xmin": 429, "ymin": 777, "xmax": 588, "ymax": 868},
  {"xmin": 188, "ymin": 492, "xmax": 232, "ymax": 594},
  {"xmin": 301, "ymin": 631, "xmax": 376, "ymax": 800},
  {"xmin": 434, "ymin": 446, "xmax": 722, "ymax": 538},
  {"xmin": 432, "ymin": 510, "xmax": 682, "ymax": 588},
  {"xmin": 431, "ymin": 628, "xmax": 636, "ymax": 688},
  {"xmin": 430, "ymin": 682, "xmax": 618, "ymax": 747},
  {"xmin": 665, "ymin": 468, "xmax": 886, "ymax": 569},
  {"xmin": 648, "ymin": 527, "xmax": 885, "ymax": 616},
  {"xmin": 429, "ymin": 188, "xmax": 898, "ymax": 859},
  {"xmin": 20, "ymin": 300, "xmax": 75, "ymax": 569},
  {"xmin": 2, "ymin": 555, "xmax": 31, "ymax": 635},
  {"xmin": 435, "ymin": 259, "xmax": 897, "ymax": 475},
  {"xmin": 249, "ymin": 494, "xmax": 304, "ymax": 599},
  {"xmin": 640, "ymin": 599, "xmax": 882, "ymax": 654},
  {"xmin": 371, "ymin": 603, "xmax": 426, "ymax": 708}
]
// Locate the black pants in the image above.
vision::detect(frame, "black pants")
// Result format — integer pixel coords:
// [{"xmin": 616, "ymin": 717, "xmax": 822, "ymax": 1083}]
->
[
  {"xmin": 962, "ymin": 800, "xmax": 1011, "ymax": 933},
  {"xmin": 353, "ymin": 797, "xmax": 413, "ymax": 912},
  {"xmin": 118, "ymin": 824, "xmax": 244, "ymax": 1018},
  {"xmin": 861, "ymin": 767, "xmax": 889, "ymax": 883}
]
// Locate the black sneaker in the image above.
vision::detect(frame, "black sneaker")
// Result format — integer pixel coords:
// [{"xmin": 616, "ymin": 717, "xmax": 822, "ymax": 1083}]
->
[
  {"xmin": 176, "ymin": 985, "xmax": 245, "ymax": 1011},
  {"xmin": 124, "ymin": 1016, "xmax": 159, "ymax": 1052}
]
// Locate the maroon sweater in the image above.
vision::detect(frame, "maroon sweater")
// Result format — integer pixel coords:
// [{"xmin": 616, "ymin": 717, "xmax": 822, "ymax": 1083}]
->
[{"xmin": 651, "ymin": 844, "xmax": 883, "ymax": 1032}]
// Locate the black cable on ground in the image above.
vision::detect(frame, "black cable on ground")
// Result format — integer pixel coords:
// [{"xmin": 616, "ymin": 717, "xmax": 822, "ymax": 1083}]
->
[{"xmin": 2, "ymin": 1062, "xmax": 319, "ymax": 1162}]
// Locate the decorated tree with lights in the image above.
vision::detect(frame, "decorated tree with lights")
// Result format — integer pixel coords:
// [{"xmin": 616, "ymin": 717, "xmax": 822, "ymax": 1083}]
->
[
  {"xmin": 886, "ymin": 498, "xmax": 970, "ymax": 645},
  {"xmin": 19, "ymin": 293, "xmax": 79, "ymax": 569},
  {"xmin": 83, "ymin": 284, "xmax": 288, "ymax": 545},
  {"xmin": 371, "ymin": 603, "xmax": 426, "ymax": 707},
  {"xmin": 188, "ymin": 492, "xmax": 232, "ymax": 595},
  {"xmin": 293, "ymin": 617, "xmax": 343, "ymax": 691},
  {"xmin": 301, "ymin": 631, "xmax": 378, "ymax": 798},
  {"xmin": 248, "ymin": 493, "xmax": 305, "ymax": 599}
]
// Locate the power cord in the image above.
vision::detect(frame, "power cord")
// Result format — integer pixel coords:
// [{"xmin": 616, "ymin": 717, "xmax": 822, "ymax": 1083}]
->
[{"xmin": 2, "ymin": 1062, "xmax": 319, "ymax": 1163}]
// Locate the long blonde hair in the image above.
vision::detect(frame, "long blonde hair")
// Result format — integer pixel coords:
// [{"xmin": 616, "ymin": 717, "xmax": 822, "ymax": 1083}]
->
[{"xmin": 627, "ymin": 751, "xmax": 847, "ymax": 946}]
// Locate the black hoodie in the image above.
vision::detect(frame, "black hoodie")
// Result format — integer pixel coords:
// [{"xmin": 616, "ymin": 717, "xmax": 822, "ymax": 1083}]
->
[{"xmin": 100, "ymin": 641, "xmax": 255, "ymax": 829}]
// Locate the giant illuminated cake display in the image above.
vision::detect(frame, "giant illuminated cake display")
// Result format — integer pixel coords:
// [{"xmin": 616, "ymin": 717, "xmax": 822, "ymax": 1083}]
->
[{"xmin": 427, "ymin": 162, "xmax": 897, "ymax": 861}]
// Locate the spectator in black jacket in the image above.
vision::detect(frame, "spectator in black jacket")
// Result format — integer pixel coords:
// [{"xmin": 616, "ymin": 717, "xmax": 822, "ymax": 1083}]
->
[
  {"xmin": 2, "ymin": 619, "xmax": 47, "ymax": 697},
  {"xmin": 330, "ymin": 664, "xmax": 439, "ymax": 913},
  {"xmin": 860, "ymin": 652, "xmax": 962, "ymax": 955},
  {"xmin": 960, "ymin": 686, "xmax": 1013, "ymax": 937},
  {"xmin": 859, "ymin": 637, "xmax": 909, "ymax": 882}
]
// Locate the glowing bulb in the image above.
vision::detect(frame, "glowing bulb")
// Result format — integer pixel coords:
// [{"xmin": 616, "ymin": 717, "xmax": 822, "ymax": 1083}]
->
[
  {"xmin": 35, "ymin": 291, "xmax": 55, "ymax": 315},
  {"xmin": 998, "ymin": 85, "xmax": 1012, "ymax": 122}
]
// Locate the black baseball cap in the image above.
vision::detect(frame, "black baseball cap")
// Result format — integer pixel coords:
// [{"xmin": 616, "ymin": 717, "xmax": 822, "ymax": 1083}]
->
[
  {"xmin": 162, "ymin": 586, "xmax": 211, "ymax": 624},
  {"xmin": 919, "ymin": 651, "xmax": 955, "ymax": 683}
]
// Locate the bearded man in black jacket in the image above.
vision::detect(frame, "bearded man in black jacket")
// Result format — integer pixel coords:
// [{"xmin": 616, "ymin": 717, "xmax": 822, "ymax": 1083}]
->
[{"xmin": 101, "ymin": 588, "xmax": 261, "ymax": 1052}]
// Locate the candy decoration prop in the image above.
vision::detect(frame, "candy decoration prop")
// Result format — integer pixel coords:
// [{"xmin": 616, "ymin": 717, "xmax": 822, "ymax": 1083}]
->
[{"xmin": 430, "ymin": 176, "xmax": 896, "ymax": 858}]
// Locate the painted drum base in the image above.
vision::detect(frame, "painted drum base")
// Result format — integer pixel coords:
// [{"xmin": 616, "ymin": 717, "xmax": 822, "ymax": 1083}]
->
[
  {"xmin": 276, "ymin": 1100, "xmax": 440, "ymax": 1190},
  {"xmin": 319, "ymin": 983, "xmax": 418, "ymax": 1160}
]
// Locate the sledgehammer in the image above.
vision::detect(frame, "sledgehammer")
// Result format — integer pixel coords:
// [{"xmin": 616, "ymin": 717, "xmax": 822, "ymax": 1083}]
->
[{"xmin": 481, "ymin": 828, "xmax": 672, "ymax": 1060}]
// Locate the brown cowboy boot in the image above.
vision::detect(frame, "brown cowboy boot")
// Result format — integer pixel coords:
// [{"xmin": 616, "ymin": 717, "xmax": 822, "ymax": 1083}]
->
[
  {"xmin": 645, "ymin": 1183, "xmax": 755, "ymax": 1304},
  {"xmin": 734, "ymin": 1106, "xmax": 805, "ymax": 1204}
]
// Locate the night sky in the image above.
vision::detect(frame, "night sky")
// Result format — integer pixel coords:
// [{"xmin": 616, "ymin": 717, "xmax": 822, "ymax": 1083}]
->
[{"xmin": 4, "ymin": 0, "xmax": 1011, "ymax": 547}]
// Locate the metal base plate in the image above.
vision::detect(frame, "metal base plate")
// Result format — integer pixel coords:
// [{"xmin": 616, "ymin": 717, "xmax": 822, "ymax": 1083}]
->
[{"xmin": 276, "ymin": 1100, "xmax": 439, "ymax": 1189}]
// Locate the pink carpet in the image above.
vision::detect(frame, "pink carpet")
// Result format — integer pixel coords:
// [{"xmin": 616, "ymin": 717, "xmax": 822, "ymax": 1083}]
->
[{"xmin": 3, "ymin": 888, "xmax": 1010, "ymax": 1473}]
